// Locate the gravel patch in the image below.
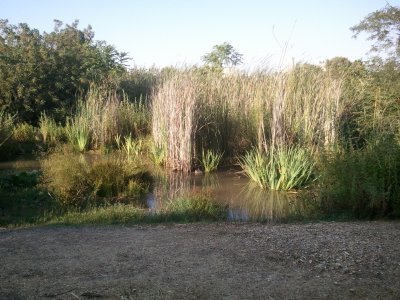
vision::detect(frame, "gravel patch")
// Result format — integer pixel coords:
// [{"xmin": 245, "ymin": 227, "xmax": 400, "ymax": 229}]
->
[{"xmin": 0, "ymin": 221, "xmax": 399, "ymax": 299}]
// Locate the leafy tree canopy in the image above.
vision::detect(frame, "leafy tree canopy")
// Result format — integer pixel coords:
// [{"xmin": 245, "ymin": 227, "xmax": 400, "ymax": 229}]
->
[
  {"xmin": 351, "ymin": 4, "xmax": 400, "ymax": 60},
  {"xmin": 201, "ymin": 42, "xmax": 243, "ymax": 71},
  {"xmin": 0, "ymin": 19, "xmax": 130, "ymax": 123}
]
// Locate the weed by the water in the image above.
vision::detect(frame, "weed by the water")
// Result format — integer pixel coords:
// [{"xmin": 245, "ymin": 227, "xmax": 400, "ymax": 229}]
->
[
  {"xmin": 239, "ymin": 146, "xmax": 315, "ymax": 191},
  {"xmin": 162, "ymin": 195, "xmax": 227, "ymax": 222},
  {"xmin": 40, "ymin": 151, "xmax": 152, "ymax": 207},
  {"xmin": 200, "ymin": 148, "xmax": 223, "ymax": 173}
]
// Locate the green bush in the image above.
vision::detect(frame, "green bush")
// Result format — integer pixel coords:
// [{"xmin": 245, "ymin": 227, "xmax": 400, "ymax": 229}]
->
[
  {"xmin": 40, "ymin": 151, "xmax": 152, "ymax": 207},
  {"xmin": 13, "ymin": 123, "xmax": 36, "ymax": 143},
  {"xmin": 320, "ymin": 137, "xmax": 400, "ymax": 218},
  {"xmin": 89, "ymin": 159, "xmax": 152, "ymax": 203}
]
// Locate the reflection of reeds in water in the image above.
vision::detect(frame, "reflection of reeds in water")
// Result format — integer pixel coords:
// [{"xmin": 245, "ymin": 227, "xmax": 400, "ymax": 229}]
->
[
  {"xmin": 152, "ymin": 172, "xmax": 198, "ymax": 209},
  {"xmin": 152, "ymin": 172, "xmax": 221, "ymax": 211},
  {"xmin": 231, "ymin": 183, "xmax": 309, "ymax": 222},
  {"xmin": 201, "ymin": 173, "xmax": 219, "ymax": 189},
  {"xmin": 150, "ymin": 171, "xmax": 315, "ymax": 221}
]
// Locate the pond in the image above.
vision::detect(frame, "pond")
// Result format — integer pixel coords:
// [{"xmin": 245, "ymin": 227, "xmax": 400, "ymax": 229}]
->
[
  {"xmin": 149, "ymin": 170, "xmax": 317, "ymax": 222},
  {"xmin": 1, "ymin": 156, "xmax": 318, "ymax": 222}
]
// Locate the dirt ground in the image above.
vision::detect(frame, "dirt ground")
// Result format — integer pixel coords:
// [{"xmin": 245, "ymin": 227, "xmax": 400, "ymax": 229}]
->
[{"xmin": 1, "ymin": 221, "xmax": 400, "ymax": 299}]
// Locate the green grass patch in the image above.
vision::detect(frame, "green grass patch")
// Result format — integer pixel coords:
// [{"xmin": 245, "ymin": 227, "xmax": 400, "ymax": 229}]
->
[
  {"xmin": 200, "ymin": 148, "xmax": 223, "ymax": 173},
  {"xmin": 239, "ymin": 146, "xmax": 316, "ymax": 190}
]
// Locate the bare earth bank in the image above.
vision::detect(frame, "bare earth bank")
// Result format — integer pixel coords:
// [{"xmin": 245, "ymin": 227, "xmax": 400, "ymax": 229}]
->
[{"xmin": 1, "ymin": 221, "xmax": 399, "ymax": 299}]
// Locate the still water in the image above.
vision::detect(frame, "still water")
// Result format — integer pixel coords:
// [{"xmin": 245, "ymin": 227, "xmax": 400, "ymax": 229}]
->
[
  {"xmin": 1, "ymin": 156, "xmax": 317, "ymax": 222},
  {"xmin": 148, "ymin": 170, "xmax": 316, "ymax": 222}
]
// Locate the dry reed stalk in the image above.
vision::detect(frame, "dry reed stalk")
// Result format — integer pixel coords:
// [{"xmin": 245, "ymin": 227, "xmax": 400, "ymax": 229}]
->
[
  {"xmin": 151, "ymin": 66, "xmax": 344, "ymax": 172},
  {"xmin": 152, "ymin": 72, "xmax": 199, "ymax": 172}
]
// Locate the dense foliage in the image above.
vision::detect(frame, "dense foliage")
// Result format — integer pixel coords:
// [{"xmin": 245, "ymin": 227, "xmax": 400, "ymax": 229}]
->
[
  {"xmin": 1, "ymin": 5, "xmax": 400, "ymax": 223},
  {"xmin": 0, "ymin": 19, "xmax": 129, "ymax": 123}
]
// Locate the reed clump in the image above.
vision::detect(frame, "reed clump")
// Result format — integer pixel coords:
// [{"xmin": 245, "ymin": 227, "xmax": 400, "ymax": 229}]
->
[
  {"xmin": 67, "ymin": 84, "xmax": 150, "ymax": 151},
  {"xmin": 151, "ymin": 65, "xmax": 344, "ymax": 180}
]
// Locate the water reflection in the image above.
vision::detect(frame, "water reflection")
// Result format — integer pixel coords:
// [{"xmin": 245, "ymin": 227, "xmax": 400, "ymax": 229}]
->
[{"xmin": 152, "ymin": 171, "xmax": 315, "ymax": 222}]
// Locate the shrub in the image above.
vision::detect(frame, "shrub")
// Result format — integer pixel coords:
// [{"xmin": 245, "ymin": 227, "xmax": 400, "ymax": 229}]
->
[
  {"xmin": 41, "ymin": 152, "xmax": 93, "ymax": 206},
  {"xmin": 13, "ymin": 122, "xmax": 36, "ymax": 143},
  {"xmin": 40, "ymin": 151, "xmax": 152, "ymax": 207},
  {"xmin": 89, "ymin": 159, "xmax": 151, "ymax": 204},
  {"xmin": 319, "ymin": 137, "xmax": 400, "ymax": 218}
]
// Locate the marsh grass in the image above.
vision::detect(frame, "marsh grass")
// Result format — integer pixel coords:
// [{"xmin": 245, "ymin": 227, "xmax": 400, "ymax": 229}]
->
[
  {"xmin": 200, "ymin": 148, "xmax": 223, "ymax": 173},
  {"xmin": 13, "ymin": 122, "xmax": 35, "ymax": 143},
  {"xmin": 121, "ymin": 135, "xmax": 142, "ymax": 161},
  {"xmin": 44, "ymin": 195, "xmax": 227, "ymax": 226},
  {"xmin": 61, "ymin": 85, "xmax": 150, "ymax": 151},
  {"xmin": 239, "ymin": 146, "xmax": 315, "ymax": 190},
  {"xmin": 39, "ymin": 112, "xmax": 64, "ymax": 144},
  {"xmin": 150, "ymin": 142, "xmax": 167, "ymax": 166},
  {"xmin": 152, "ymin": 66, "xmax": 343, "ymax": 172},
  {"xmin": 162, "ymin": 194, "xmax": 227, "ymax": 222},
  {"xmin": 65, "ymin": 116, "xmax": 90, "ymax": 152},
  {"xmin": 319, "ymin": 137, "xmax": 400, "ymax": 218},
  {"xmin": 40, "ymin": 150, "xmax": 152, "ymax": 207}
]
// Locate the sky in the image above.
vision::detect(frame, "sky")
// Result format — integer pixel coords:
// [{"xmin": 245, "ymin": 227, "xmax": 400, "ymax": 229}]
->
[{"xmin": 2, "ymin": 0, "xmax": 398, "ymax": 69}]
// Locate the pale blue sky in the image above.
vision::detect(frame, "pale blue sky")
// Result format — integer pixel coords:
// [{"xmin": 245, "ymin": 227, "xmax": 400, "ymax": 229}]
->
[{"xmin": 2, "ymin": 0, "xmax": 397, "ymax": 69}]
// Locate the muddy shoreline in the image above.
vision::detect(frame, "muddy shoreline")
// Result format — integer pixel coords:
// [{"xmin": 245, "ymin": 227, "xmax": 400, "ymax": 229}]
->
[{"xmin": 1, "ymin": 221, "xmax": 399, "ymax": 299}]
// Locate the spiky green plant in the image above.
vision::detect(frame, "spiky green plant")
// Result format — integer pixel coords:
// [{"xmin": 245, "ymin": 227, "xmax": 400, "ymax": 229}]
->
[
  {"xmin": 273, "ymin": 146, "xmax": 316, "ymax": 190},
  {"xmin": 65, "ymin": 117, "xmax": 90, "ymax": 152},
  {"xmin": 239, "ymin": 146, "xmax": 315, "ymax": 191},
  {"xmin": 121, "ymin": 135, "xmax": 142, "ymax": 161},
  {"xmin": 150, "ymin": 142, "xmax": 167, "ymax": 166},
  {"xmin": 239, "ymin": 148, "xmax": 269, "ymax": 189},
  {"xmin": 200, "ymin": 148, "xmax": 223, "ymax": 173}
]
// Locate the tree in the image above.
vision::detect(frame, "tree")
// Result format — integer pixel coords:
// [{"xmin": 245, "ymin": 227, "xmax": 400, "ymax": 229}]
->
[
  {"xmin": 201, "ymin": 42, "xmax": 243, "ymax": 71},
  {"xmin": 351, "ymin": 4, "xmax": 400, "ymax": 60},
  {"xmin": 0, "ymin": 19, "xmax": 129, "ymax": 124}
]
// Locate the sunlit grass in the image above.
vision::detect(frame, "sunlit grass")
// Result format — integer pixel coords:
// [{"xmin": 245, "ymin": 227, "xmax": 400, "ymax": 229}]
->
[
  {"xmin": 200, "ymin": 148, "xmax": 223, "ymax": 173},
  {"xmin": 239, "ymin": 146, "xmax": 316, "ymax": 191}
]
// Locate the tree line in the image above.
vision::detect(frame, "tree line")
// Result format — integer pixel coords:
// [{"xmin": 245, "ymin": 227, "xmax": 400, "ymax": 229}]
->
[{"xmin": 0, "ymin": 4, "xmax": 399, "ymax": 126}]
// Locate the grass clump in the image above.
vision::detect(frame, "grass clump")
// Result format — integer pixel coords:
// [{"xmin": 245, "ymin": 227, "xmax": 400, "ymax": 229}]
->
[
  {"xmin": 47, "ymin": 204, "xmax": 147, "ymax": 226},
  {"xmin": 239, "ymin": 146, "xmax": 315, "ymax": 190},
  {"xmin": 150, "ymin": 142, "xmax": 167, "ymax": 166},
  {"xmin": 121, "ymin": 135, "xmax": 143, "ymax": 161},
  {"xmin": 39, "ymin": 112, "xmax": 64, "ymax": 144},
  {"xmin": 45, "ymin": 194, "xmax": 228, "ymax": 226},
  {"xmin": 200, "ymin": 149, "xmax": 223, "ymax": 173},
  {"xmin": 162, "ymin": 195, "xmax": 227, "ymax": 222}
]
